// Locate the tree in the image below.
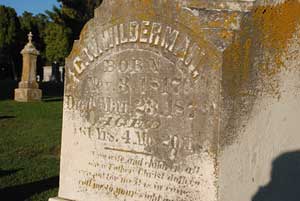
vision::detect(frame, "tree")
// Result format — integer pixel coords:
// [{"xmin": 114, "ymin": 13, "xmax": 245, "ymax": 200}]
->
[
  {"xmin": 0, "ymin": 6, "xmax": 21, "ymax": 80},
  {"xmin": 19, "ymin": 12, "xmax": 49, "ymax": 77},
  {"xmin": 19, "ymin": 12, "xmax": 49, "ymax": 51},
  {"xmin": 42, "ymin": 0, "xmax": 103, "ymax": 67},
  {"xmin": 47, "ymin": 0, "xmax": 103, "ymax": 41},
  {"xmin": 44, "ymin": 22, "xmax": 72, "ymax": 64}
]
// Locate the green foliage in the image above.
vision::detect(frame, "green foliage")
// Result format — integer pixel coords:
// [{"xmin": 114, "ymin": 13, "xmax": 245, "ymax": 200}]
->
[
  {"xmin": 44, "ymin": 23, "xmax": 72, "ymax": 63},
  {"xmin": 44, "ymin": 0, "xmax": 103, "ymax": 64},
  {"xmin": 19, "ymin": 12, "xmax": 48, "ymax": 35},
  {"xmin": 0, "ymin": 6, "xmax": 20, "ymax": 50},
  {"xmin": 0, "ymin": 6, "xmax": 21, "ymax": 79},
  {"xmin": 0, "ymin": 1, "xmax": 104, "ymax": 80},
  {"xmin": 19, "ymin": 12, "xmax": 49, "ymax": 66},
  {"xmin": 47, "ymin": 0, "xmax": 102, "ymax": 41}
]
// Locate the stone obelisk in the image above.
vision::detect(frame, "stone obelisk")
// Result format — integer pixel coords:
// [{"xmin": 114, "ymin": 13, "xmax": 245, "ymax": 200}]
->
[{"xmin": 15, "ymin": 32, "xmax": 42, "ymax": 102}]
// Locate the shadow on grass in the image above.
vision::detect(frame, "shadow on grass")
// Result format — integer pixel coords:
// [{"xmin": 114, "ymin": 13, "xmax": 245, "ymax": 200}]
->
[
  {"xmin": 0, "ymin": 80, "xmax": 64, "ymax": 100},
  {"xmin": 40, "ymin": 82, "xmax": 64, "ymax": 98},
  {"xmin": 0, "ymin": 116, "xmax": 16, "ymax": 120},
  {"xmin": 0, "ymin": 169, "xmax": 22, "ymax": 177},
  {"xmin": 0, "ymin": 176, "xmax": 59, "ymax": 201},
  {"xmin": 0, "ymin": 80, "xmax": 18, "ymax": 100},
  {"xmin": 252, "ymin": 151, "xmax": 300, "ymax": 201},
  {"xmin": 43, "ymin": 97, "xmax": 63, "ymax": 102}
]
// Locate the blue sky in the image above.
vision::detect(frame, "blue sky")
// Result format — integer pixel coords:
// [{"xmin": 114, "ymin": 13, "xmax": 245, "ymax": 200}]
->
[{"xmin": 0, "ymin": 0, "xmax": 60, "ymax": 15}]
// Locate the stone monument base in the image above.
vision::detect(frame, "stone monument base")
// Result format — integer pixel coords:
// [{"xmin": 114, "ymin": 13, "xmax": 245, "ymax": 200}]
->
[
  {"xmin": 49, "ymin": 197, "xmax": 72, "ymax": 201},
  {"xmin": 14, "ymin": 88, "xmax": 42, "ymax": 102}
]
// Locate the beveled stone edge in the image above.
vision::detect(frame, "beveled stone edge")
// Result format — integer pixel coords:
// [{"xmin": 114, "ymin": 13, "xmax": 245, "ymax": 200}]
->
[
  {"xmin": 183, "ymin": 0, "xmax": 291, "ymax": 12},
  {"xmin": 49, "ymin": 197, "xmax": 73, "ymax": 201},
  {"xmin": 183, "ymin": 0, "xmax": 255, "ymax": 12}
]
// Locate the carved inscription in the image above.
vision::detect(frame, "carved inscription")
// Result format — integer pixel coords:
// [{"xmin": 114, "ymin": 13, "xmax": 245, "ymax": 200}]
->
[
  {"xmin": 66, "ymin": 47, "xmax": 201, "ymax": 158},
  {"xmin": 72, "ymin": 21, "xmax": 206, "ymax": 81},
  {"xmin": 61, "ymin": 15, "xmax": 218, "ymax": 201},
  {"xmin": 66, "ymin": 50, "xmax": 199, "ymax": 120},
  {"xmin": 77, "ymin": 151, "xmax": 204, "ymax": 201},
  {"xmin": 64, "ymin": 42, "xmax": 208, "ymax": 200}
]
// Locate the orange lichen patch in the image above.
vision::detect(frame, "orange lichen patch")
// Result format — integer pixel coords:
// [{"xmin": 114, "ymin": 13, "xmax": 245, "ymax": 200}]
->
[
  {"xmin": 220, "ymin": 1, "xmax": 300, "ymax": 148},
  {"xmin": 205, "ymin": 12, "xmax": 240, "ymax": 30},
  {"xmin": 223, "ymin": 12, "xmax": 239, "ymax": 29},
  {"xmin": 219, "ymin": 29, "xmax": 234, "ymax": 41},
  {"xmin": 136, "ymin": 0, "xmax": 157, "ymax": 19},
  {"xmin": 252, "ymin": 0, "xmax": 300, "ymax": 50},
  {"xmin": 250, "ymin": 0, "xmax": 300, "ymax": 84},
  {"xmin": 208, "ymin": 20, "xmax": 223, "ymax": 28},
  {"xmin": 223, "ymin": 34, "xmax": 253, "ymax": 97},
  {"xmin": 224, "ymin": 0, "xmax": 300, "ymax": 98}
]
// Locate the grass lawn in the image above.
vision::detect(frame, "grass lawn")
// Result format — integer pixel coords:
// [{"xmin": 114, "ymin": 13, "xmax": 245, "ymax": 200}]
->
[{"xmin": 0, "ymin": 99, "xmax": 63, "ymax": 201}]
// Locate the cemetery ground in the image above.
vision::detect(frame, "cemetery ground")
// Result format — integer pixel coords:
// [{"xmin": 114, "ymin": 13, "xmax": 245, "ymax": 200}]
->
[{"xmin": 0, "ymin": 81, "xmax": 63, "ymax": 201}]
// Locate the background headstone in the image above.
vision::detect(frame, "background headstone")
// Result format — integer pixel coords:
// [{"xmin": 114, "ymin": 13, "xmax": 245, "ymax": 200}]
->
[
  {"xmin": 15, "ymin": 32, "xmax": 42, "ymax": 102},
  {"xmin": 43, "ymin": 66, "xmax": 52, "ymax": 82},
  {"xmin": 43, "ymin": 65, "xmax": 64, "ymax": 82},
  {"xmin": 50, "ymin": 61, "xmax": 61, "ymax": 82}
]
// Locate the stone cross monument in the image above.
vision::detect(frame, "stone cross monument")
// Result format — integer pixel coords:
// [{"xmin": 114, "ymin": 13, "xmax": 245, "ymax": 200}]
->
[{"xmin": 15, "ymin": 32, "xmax": 42, "ymax": 102}]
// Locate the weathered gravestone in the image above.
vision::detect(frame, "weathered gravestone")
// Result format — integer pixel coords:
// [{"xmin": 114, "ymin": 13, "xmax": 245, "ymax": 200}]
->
[
  {"xmin": 50, "ymin": 61, "xmax": 61, "ymax": 82},
  {"xmin": 51, "ymin": 0, "xmax": 300, "ymax": 201},
  {"xmin": 43, "ymin": 65, "xmax": 64, "ymax": 82},
  {"xmin": 51, "ymin": 0, "xmax": 226, "ymax": 200},
  {"xmin": 43, "ymin": 66, "xmax": 52, "ymax": 82},
  {"xmin": 15, "ymin": 32, "xmax": 42, "ymax": 102}
]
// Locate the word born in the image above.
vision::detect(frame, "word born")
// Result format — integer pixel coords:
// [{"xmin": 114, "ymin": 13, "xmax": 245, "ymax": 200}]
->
[
  {"xmin": 102, "ymin": 57, "xmax": 161, "ymax": 74},
  {"xmin": 73, "ymin": 20, "xmax": 205, "ymax": 80}
]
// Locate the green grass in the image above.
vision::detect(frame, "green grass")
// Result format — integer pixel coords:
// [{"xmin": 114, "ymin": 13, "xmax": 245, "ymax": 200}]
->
[{"xmin": 0, "ymin": 99, "xmax": 63, "ymax": 201}]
